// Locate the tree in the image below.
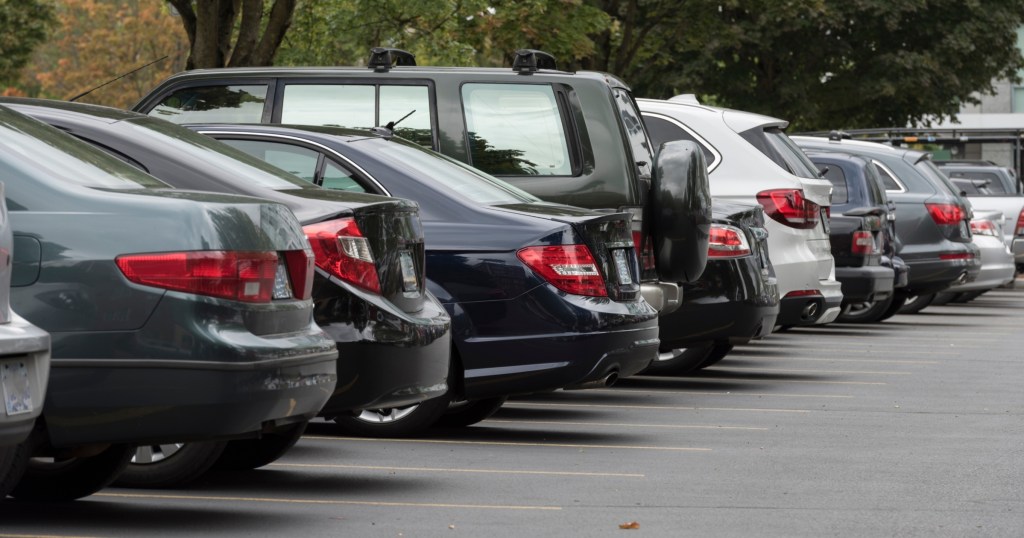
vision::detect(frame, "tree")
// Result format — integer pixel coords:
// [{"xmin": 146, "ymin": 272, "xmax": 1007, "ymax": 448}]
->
[
  {"xmin": 0, "ymin": 0, "xmax": 53, "ymax": 90},
  {"xmin": 24, "ymin": 0, "xmax": 188, "ymax": 108},
  {"xmin": 168, "ymin": 0, "xmax": 296, "ymax": 69}
]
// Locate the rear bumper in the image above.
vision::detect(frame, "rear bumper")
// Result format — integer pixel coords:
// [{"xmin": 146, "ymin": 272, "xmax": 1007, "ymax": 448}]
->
[
  {"xmin": 903, "ymin": 250, "xmax": 981, "ymax": 295},
  {"xmin": 776, "ymin": 280, "xmax": 843, "ymax": 326},
  {"xmin": 947, "ymin": 238, "xmax": 1015, "ymax": 292},
  {"xmin": 836, "ymin": 265, "xmax": 895, "ymax": 303},
  {"xmin": 0, "ymin": 314, "xmax": 50, "ymax": 447},
  {"xmin": 1012, "ymin": 238, "xmax": 1024, "ymax": 264}
]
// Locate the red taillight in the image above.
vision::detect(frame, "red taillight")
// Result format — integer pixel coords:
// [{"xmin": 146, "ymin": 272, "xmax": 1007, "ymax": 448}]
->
[
  {"xmin": 851, "ymin": 230, "xmax": 874, "ymax": 255},
  {"xmin": 784, "ymin": 289, "xmax": 821, "ymax": 298},
  {"xmin": 969, "ymin": 219, "xmax": 998, "ymax": 237},
  {"xmin": 925, "ymin": 203, "xmax": 965, "ymax": 226},
  {"xmin": 517, "ymin": 244, "xmax": 608, "ymax": 297},
  {"xmin": 283, "ymin": 249, "xmax": 315, "ymax": 300},
  {"xmin": 707, "ymin": 224, "xmax": 751, "ymax": 258},
  {"xmin": 631, "ymin": 231, "xmax": 656, "ymax": 271},
  {"xmin": 1015, "ymin": 208, "xmax": 1024, "ymax": 236},
  {"xmin": 116, "ymin": 251, "xmax": 278, "ymax": 303},
  {"xmin": 756, "ymin": 189, "xmax": 821, "ymax": 229},
  {"xmin": 304, "ymin": 218, "xmax": 381, "ymax": 294},
  {"xmin": 939, "ymin": 252, "xmax": 974, "ymax": 261}
]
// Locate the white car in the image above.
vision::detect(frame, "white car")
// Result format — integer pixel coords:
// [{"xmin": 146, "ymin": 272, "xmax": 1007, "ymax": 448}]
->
[{"xmin": 639, "ymin": 96, "xmax": 842, "ymax": 326}]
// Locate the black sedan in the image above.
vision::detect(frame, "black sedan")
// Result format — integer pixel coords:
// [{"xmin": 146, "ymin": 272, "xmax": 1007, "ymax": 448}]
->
[
  {"xmin": 0, "ymin": 105, "xmax": 338, "ymax": 500},
  {"xmin": 193, "ymin": 123, "xmax": 661, "ymax": 437},
  {"xmin": 3, "ymin": 99, "xmax": 452, "ymax": 483}
]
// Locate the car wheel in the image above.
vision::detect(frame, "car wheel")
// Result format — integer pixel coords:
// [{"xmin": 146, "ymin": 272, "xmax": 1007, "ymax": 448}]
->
[
  {"xmin": 0, "ymin": 442, "xmax": 30, "ymax": 499},
  {"xmin": 696, "ymin": 341, "xmax": 734, "ymax": 369},
  {"xmin": 113, "ymin": 440, "xmax": 228, "ymax": 488},
  {"xmin": 930, "ymin": 292, "xmax": 956, "ymax": 306},
  {"xmin": 643, "ymin": 344, "xmax": 715, "ymax": 376},
  {"xmin": 331, "ymin": 394, "xmax": 452, "ymax": 438},
  {"xmin": 214, "ymin": 421, "xmax": 308, "ymax": 471},
  {"xmin": 877, "ymin": 292, "xmax": 907, "ymax": 321},
  {"xmin": 10, "ymin": 444, "xmax": 134, "ymax": 501},
  {"xmin": 838, "ymin": 295, "xmax": 896, "ymax": 324},
  {"xmin": 434, "ymin": 397, "xmax": 508, "ymax": 428},
  {"xmin": 899, "ymin": 293, "xmax": 935, "ymax": 314},
  {"xmin": 952, "ymin": 290, "xmax": 985, "ymax": 303}
]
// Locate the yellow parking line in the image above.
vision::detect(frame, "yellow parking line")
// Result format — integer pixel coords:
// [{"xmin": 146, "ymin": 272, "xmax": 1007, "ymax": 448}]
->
[
  {"xmin": 710, "ymin": 366, "xmax": 911, "ymax": 375},
  {"xmin": 96, "ymin": 492, "xmax": 560, "ymax": 511},
  {"xmin": 599, "ymin": 388, "xmax": 854, "ymax": 399},
  {"xmin": 506, "ymin": 402, "xmax": 811, "ymax": 413},
  {"xmin": 269, "ymin": 462, "xmax": 644, "ymax": 478},
  {"xmin": 304, "ymin": 435, "xmax": 711, "ymax": 452},
  {"xmin": 484, "ymin": 419, "xmax": 770, "ymax": 430}
]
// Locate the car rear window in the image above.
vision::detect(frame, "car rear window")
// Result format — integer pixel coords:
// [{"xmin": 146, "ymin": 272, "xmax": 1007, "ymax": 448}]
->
[
  {"xmin": 819, "ymin": 163, "xmax": 849, "ymax": 204},
  {"xmin": 461, "ymin": 83, "xmax": 574, "ymax": 176},
  {"xmin": 741, "ymin": 127, "xmax": 821, "ymax": 179},
  {"xmin": 642, "ymin": 114, "xmax": 718, "ymax": 171},
  {"xmin": 0, "ymin": 107, "xmax": 165, "ymax": 189},
  {"xmin": 916, "ymin": 158, "xmax": 967, "ymax": 202},
  {"xmin": 942, "ymin": 170, "xmax": 1007, "ymax": 194},
  {"xmin": 147, "ymin": 85, "xmax": 268, "ymax": 123}
]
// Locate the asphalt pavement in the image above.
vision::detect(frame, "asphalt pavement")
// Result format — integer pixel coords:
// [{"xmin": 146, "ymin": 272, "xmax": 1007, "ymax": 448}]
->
[{"xmin": 2, "ymin": 287, "xmax": 1022, "ymax": 537}]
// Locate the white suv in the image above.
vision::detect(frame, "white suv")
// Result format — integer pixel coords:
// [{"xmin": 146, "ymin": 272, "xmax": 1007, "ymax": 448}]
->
[{"xmin": 639, "ymin": 97, "xmax": 842, "ymax": 326}]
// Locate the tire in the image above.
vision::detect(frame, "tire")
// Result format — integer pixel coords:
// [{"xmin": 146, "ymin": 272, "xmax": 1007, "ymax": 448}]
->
[
  {"xmin": 0, "ymin": 442, "xmax": 30, "ymax": 499},
  {"xmin": 435, "ymin": 397, "xmax": 508, "ymax": 428},
  {"xmin": 214, "ymin": 422, "xmax": 308, "ymax": 471},
  {"xmin": 113, "ymin": 440, "xmax": 228, "ymax": 489},
  {"xmin": 930, "ymin": 292, "xmax": 956, "ymax": 306},
  {"xmin": 697, "ymin": 341, "xmax": 734, "ymax": 369},
  {"xmin": 643, "ymin": 344, "xmax": 714, "ymax": 376},
  {"xmin": 952, "ymin": 290, "xmax": 985, "ymax": 303},
  {"xmin": 11, "ymin": 444, "xmax": 134, "ymax": 501},
  {"xmin": 331, "ymin": 394, "xmax": 452, "ymax": 438},
  {"xmin": 878, "ymin": 293, "xmax": 907, "ymax": 321},
  {"xmin": 837, "ymin": 295, "xmax": 896, "ymax": 324},
  {"xmin": 899, "ymin": 293, "xmax": 935, "ymax": 314}
]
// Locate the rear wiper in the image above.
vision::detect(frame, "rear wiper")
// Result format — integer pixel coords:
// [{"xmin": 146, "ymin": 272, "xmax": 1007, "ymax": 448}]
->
[{"xmin": 347, "ymin": 109, "xmax": 416, "ymax": 143}]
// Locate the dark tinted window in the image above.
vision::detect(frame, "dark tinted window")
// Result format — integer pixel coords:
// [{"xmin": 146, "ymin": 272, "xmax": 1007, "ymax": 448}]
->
[
  {"xmin": 874, "ymin": 162, "xmax": 903, "ymax": 191},
  {"xmin": 862, "ymin": 163, "xmax": 887, "ymax": 205},
  {"xmin": 820, "ymin": 163, "xmax": 849, "ymax": 204},
  {"xmin": 741, "ymin": 127, "xmax": 818, "ymax": 178},
  {"xmin": 148, "ymin": 85, "xmax": 268, "ymax": 123},
  {"xmin": 612, "ymin": 89, "xmax": 654, "ymax": 180},
  {"xmin": 642, "ymin": 115, "xmax": 716, "ymax": 167}
]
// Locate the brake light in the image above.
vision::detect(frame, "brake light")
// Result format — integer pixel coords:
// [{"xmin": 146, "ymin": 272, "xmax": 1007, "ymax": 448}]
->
[
  {"xmin": 707, "ymin": 224, "xmax": 751, "ymax": 258},
  {"xmin": 116, "ymin": 251, "xmax": 278, "ymax": 303},
  {"xmin": 283, "ymin": 250, "xmax": 315, "ymax": 300},
  {"xmin": 304, "ymin": 218, "xmax": 381, "ymax": 294},
  {"xmin": 925, "ymin": 203, "xmax": 964, "ymax": 226},
  {"xmin": 851, "ymin": 230, "xmax": 874, "ymax": 255},
  {"xmin": 517, "ymin": 244, "xmax": 608, "ymax": 297},
  {"xmin": 1015, "ymin": 208, "xmax": 1024, "ymax": 236},
  {"xmin": 969, "ymin": 219, "xmax": 998, "ymax": 237},
  {"xmin": 630, "ymin": 231, "xmax": 656, "ymax": 271},
  {"xmin": 756, "ymin": 189, "xmax": 821, "ymax": 229},
  {"xmin": 939, "ymin": 252, "xmax": 974, "ymax": 261}
]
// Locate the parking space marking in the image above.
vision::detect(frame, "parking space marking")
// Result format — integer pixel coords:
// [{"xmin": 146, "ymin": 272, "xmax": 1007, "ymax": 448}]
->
[
  {"xmin": 719, "ymin": 356, "xmax": 938, "ymax": 365},
  {"xmin": 686, "ymin": 377, "xmax": 887, "ymax": 385},
  {"xmin": 506, "ymin": 402, "xmax": 812, "ymax": 413},
  {"xmin": 710, "ymin": 366, "xmax": 912, "ymax": 375},
  {"xmin": 0, "ymin": 535, "xmax": 100, "ymax": 538},
  {"xmin": 96, "ymin": 492, "xmax": 561, "ymax": 511},
  {"xmin": 269, "ymin": 462, "xmax": 645, "ymax": 478},
  {"xmin": 305, "ymin": 436, "xmax": 711, "ymax": 452},
  {"xmin": 484, "ymin": 419, "xmax": 770, "ymax": 430},
  {"xmin": 601, "ymin": 388, "xmax": 854, "ymax": 399}
]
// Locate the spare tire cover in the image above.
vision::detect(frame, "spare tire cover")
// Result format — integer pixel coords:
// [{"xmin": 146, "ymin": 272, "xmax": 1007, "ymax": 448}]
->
[{"xmin": 651, "ymin": 140, "xmax": 712, "ymax": 283}]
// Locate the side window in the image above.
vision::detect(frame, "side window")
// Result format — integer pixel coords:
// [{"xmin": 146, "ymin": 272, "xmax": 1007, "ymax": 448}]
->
[
  {"xmin": 819, "ymin": 164, "xmax": 849, "ymax": 204},
  {"xmin": 612, "ymin": 89, "xmax": 653, "ymax": 179},
  {"xmin": 281, "ymin": 85, "xmax": 375, "ymax": 128},
  {"xmin": 873, "ymin": 161, "xmax": 904, "ymax": 192},
  {"xmin": 461, "ymin": 83, "xmax": 573, "ymax": 176},
  {"xmin": 643, "ymin": 115, "xmax": 717, "ymax": 170},
  {"xmin": 379, "ymin": 86, "xmax": 432, "ymax": 147},
  {"xmin": 148, "ymin": 85, "xmax": 268, "ymax": 124},
  {"xmin": 322, "ymin": 161, "xmax": 366, "ymax": 192},
  {"xmin": 219, "ymin": 139, "xmax": 318, "ymax": 183}
]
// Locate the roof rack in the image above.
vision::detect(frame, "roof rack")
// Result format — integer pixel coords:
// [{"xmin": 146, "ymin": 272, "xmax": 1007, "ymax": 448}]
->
[
  {"xmin": 368, "ymin": 47, "xmax": 416, "ymax": 72},
  {"xmin": 828, "ymin": 130, "xmax": 851, "ymax": 141},
  {"xmin": 512, "ymin": 49, "xmax": 556, "ymax": 74}
]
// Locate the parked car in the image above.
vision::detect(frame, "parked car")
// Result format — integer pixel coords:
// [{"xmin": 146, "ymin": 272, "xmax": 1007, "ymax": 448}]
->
[
  {"xmin": 929, "ymin": 208, "xmax": 1015, "ymax": 305},
  {"xmin": 937, "ymin": 160, "xmax": 1024, "ymax": 271},
  {"xmin": 131, "ymin": 47, "xmax": 713, "ymax": 317},
  {"xmin": 646, "ymin": 199, "xmax": 779, "ymax": 374},
  {"xmin": 638, "ymin": 96, "xmax": 843, "ymax": 327},
  {"xmin": 793, "ymin": 135, "xmax": 980, "ymax": 314},
  {"xmin": 0, "ymin": 105, "xmax": 338, "ymax": 500},
  {"xmin": 807, "ymin": 152, "xmax": 903, "ymax": 322},
  {"xmin": 2, "ymin": 98, "xmax": 452, "ymax": 482},
  {"xmin": 189, "ymin": 122, "xmax": 661, "ymax": 436},
  {"xmin": 0, "ymin": 188, "xmax": 51, "ymax": 499}
]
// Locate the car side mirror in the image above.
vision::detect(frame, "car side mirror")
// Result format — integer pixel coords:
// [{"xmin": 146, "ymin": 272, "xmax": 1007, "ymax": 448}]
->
[{"xmin": 650, "ymin": 140, "xmax": 712, "ymax": 284}]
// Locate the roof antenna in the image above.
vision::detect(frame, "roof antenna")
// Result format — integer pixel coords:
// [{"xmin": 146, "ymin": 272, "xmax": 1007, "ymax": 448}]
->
[{"xmin": 69, "ymin": 55, "xmax": 169, "ymax": 102}]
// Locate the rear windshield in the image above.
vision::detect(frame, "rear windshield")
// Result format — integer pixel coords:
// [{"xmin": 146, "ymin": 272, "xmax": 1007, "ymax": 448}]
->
[
  {"xmin": 741, "ymin": 127, "xmax": 821, "ymax": 179},
  {"xmin": 124, "ymin": 117, "xmax": 313, "ymax": 190},
  {"xmin": 941, "ymin": 170, "xmax": 1008, "ymax": 194},
  {"xmin": 378, "ymin": 137, "xmax": 540, "ymax": 205},
  {"xmin": 0, "ymin": 106, "xmax": 165, "ymax": 189},
  {"xmin": 916, "ymin": 158, "xmax": 966, "ymax": 202},
  {"xmin": 819, "ymin": 163, "xmax": 849, "ymax": 204}
]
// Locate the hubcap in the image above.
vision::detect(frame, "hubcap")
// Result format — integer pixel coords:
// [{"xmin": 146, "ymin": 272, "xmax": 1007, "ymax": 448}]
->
[{"xmin": 131, "ymin": 443, "xmax": 185, "ymax": 464}]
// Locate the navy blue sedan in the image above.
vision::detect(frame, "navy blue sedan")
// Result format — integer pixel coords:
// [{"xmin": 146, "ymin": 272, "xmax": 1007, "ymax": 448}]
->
[{"xmin": 193, "ymin": 123, "xmax": 660, "ymax": 436}]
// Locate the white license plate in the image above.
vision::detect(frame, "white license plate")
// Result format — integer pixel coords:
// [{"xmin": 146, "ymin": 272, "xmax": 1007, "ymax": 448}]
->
[
  {"xmin": 1, "ymin": 359, "xmax": 34, "ymax": 416},
  {"xmin": 612, "ymin": 249, "xmax": 633, "ymax": 286}
]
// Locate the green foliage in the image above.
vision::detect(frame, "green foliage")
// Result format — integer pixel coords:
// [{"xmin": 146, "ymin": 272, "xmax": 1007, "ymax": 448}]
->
[{"xmin": 0, "ymin": 0, "xmax": 53, "ymax": 86}]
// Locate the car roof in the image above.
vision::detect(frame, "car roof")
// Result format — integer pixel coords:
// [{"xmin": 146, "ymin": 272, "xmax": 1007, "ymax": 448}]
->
[{"xmin": 637, "ymin": 97, "xmax": 788, "ymax": 132}]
